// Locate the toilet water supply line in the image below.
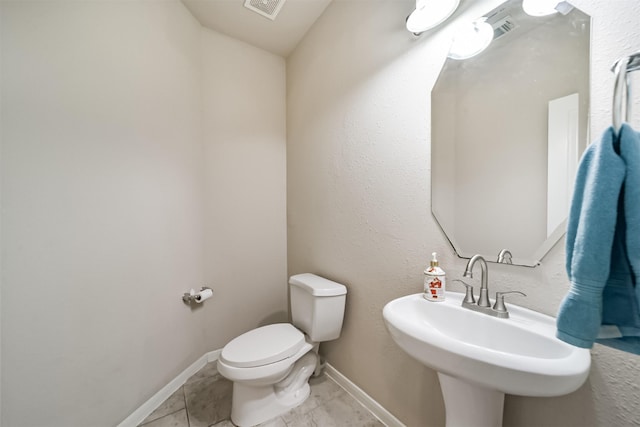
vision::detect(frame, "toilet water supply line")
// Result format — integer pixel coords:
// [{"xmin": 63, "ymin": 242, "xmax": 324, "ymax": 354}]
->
[
  {"xmin": 311, "ymin": 343, "xmax": 327, "ymax": 377},
  {"xmin": 182, "ymin": 287, "xmax": 213, "ymax": 304}
]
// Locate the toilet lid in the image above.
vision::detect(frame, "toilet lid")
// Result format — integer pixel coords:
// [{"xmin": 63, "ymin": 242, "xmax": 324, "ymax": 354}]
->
[{"xmin": 220, "ymin": 323, "xmax": 306, "ymax": 368}]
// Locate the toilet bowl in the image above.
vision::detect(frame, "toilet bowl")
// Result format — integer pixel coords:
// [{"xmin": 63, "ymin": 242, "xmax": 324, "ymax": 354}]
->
[
  {"xmin": 217, "ymin": 323, "xmax": 314, "ymax": 386},
  {"xmin": 217, "ymin": 274, "xmax": 347, "ymax": 427},
  {"xmin": 217, "ymin": 324, "xmax": 317, "ymax": 426}
]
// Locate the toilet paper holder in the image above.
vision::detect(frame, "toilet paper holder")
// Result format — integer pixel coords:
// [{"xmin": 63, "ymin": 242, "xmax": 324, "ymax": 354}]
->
[{"xmin": 182, "ymin": 287, "xmax": 213, "ymax": 304}]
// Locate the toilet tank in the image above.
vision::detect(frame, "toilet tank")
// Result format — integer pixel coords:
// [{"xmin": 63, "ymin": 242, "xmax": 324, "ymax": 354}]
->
[{"xmin": 289, "ymin": 273, "xmax": 347, "ymax": 342}]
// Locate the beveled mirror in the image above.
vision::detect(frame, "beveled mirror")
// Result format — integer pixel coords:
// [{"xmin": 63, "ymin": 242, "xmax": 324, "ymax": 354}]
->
[{"xmin": 431, "ymin": 0, "xmax": 590, "ymax": 266}]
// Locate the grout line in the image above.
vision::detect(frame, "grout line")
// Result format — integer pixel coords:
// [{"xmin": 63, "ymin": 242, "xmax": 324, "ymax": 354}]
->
[
  {"xmin": 183, "ymin": 385, "xmax": 191, "ymax": 427},
  {"xmin": 139, "ymin": 408, "xmax": 187, "ymax": 427}
]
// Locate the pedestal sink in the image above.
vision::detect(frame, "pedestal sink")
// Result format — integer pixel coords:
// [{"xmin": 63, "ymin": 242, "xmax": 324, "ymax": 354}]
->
[{"xmin": 383, "ymin": 292, "xmax": 590, "ymax": 427}]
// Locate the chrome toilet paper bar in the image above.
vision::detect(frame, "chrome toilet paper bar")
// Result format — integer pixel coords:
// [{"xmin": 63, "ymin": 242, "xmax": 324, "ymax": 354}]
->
[{"xmin": 182, "ymin": 287, "xmax": 213, "ymax": 304}]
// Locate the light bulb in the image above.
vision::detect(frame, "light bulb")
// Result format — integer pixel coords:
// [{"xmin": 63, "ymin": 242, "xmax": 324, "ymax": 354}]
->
[
  {"xmin": 522, "ymin": 0, "xmax": 560, "ymax": 17},
  {"xmin": 448, "ymin": 19, "xmax": 494, "ymax": 60},
  {"xmin": 406, "ymin": 0, "xmax": 461, "ymax": 34}
]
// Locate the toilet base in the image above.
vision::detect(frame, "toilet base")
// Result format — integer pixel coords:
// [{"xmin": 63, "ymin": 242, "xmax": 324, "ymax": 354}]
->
[{"xmin": 230, "ymin": 352, "xmax": 317, "ymax": 427}]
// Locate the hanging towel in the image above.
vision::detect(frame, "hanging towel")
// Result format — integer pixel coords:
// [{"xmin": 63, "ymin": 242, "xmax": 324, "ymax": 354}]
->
[{"xmin": 557, "ymin": 123, "xmax": 640, "ymax": 354}]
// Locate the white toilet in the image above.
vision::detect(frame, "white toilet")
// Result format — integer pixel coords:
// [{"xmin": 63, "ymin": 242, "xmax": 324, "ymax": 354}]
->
[{"xmin": 217, "ymin": 273, "xmax": 347, "ymax": 427}]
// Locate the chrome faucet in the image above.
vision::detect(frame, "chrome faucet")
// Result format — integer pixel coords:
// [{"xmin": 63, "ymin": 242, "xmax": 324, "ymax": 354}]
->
[
  {"xmin": 463, "ymin": 254, "xmax": 491, "ymax": 307},
  {"xmin": 457, "ymin": 254, "xmax": 526, "ymax": 319}
]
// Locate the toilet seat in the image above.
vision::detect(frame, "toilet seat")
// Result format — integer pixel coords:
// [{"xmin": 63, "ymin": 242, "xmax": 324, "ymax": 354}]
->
[{"xmin": 220, "ymin": 323, "xmax": 306, "ymax": 368}]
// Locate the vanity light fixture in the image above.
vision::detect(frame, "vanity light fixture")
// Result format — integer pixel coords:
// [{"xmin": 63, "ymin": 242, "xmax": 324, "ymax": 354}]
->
[
  {"xmin": 447, "ymin": 18, "xmax": 494, "ymax": 60},
  {"xmin": 522, "ymin": 0, "xmax": 560, "ymax": 17},
  {"xmin": 406, "ymin": 0, "xmax": 461, "ymax": 35}
]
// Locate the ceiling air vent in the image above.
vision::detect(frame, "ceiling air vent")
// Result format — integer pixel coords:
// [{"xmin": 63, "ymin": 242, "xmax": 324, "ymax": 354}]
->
[
  {"xmin": 244, "ymin": 0, "xmax": 286, "ymax": 21},
  {"xmin": 491, "ymin": 15, "xmax": 518, "ymax": 40}
]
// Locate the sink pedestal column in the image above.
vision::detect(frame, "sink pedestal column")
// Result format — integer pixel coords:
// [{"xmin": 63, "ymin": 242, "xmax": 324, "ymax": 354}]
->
[{"xmin": 438, "ymin": 373, "xmax": 504, "ymax": 427}]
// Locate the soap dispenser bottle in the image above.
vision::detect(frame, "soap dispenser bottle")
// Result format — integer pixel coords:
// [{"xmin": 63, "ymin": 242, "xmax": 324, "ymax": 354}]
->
[{"xmin": 424, "ymin": 252, "xmax": 446, "ymax": 301}]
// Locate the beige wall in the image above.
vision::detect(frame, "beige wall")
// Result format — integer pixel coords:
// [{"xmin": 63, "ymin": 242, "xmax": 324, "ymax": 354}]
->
[
  {"xmin": 2, "ymin": 0, "xmax": 639, "ymax": 425},
  {"xmin": 287, "ymin": 0, "xmax": 640, "ymax": 426},
  {"xmin": 0, "ymin": 1, "xmax": 287, "ymax": 426},
  {"xmin": 1, "ymin": 1, "xmax": 205, "ymax": 425},
  {"xmin": 201, "ymin": 27, "xmax": 288, "ymax": 346}
]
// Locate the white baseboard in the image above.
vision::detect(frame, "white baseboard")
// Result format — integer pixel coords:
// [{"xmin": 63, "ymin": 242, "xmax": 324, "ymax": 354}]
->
[
  {"xmin": 207, "ymin": 349, "xmax": 222, "ymax": 363},
  {"xmin": 117, "ymin": 350, "xmax": 221, "ymax": 427},
  {"xmin": 117, "ymin": 351, "xmax": 402, "ymax": 427},
  {"xmin": 325, "ymin": 363, "xmax": 405, "ymax": 427}
]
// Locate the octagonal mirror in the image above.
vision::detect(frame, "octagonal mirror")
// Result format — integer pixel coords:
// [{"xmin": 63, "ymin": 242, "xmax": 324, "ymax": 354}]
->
[{"xmin": 431, "ymin": 0, "xmax": 590, "ymax": 266}]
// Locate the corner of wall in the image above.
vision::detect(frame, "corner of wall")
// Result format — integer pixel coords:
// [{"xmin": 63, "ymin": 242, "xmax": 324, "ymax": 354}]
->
[{"xmin": 1, "ymin": 2, "xmax": 5, "ymax": 424}]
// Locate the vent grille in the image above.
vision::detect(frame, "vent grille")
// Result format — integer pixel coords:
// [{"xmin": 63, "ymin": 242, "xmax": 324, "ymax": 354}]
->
[
  {"xmin": 244, "ymin": 0, "xmax": 286, "ymax": 21},
  {"xmin": 491, "ymin": 15, "xmax": 517, "ymax": 40}
]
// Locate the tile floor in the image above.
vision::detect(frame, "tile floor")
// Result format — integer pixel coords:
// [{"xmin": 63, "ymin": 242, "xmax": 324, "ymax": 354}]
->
[{"xmin": 138, "ymin": 362, "xmax": 385, "ymax": 427}]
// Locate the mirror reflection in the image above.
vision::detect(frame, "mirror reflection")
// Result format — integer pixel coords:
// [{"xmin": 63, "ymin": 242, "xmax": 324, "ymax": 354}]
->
[{"xmin": 431, "ymin": 0, "xmax": 590, "ymax": 267}]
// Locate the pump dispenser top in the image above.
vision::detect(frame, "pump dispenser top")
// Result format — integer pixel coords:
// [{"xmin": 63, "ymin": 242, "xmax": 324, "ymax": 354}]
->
[{"xmin": 430, "ymin": 252, "xmax": 439, "ymax": 267}]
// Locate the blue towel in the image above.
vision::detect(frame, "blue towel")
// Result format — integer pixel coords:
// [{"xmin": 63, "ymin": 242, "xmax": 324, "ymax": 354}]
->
[{"xmin": 557, "ymin": 123, "xmax": 640, "ymax": 354}]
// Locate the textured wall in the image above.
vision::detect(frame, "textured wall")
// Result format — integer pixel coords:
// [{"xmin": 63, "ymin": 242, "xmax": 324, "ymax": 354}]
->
[
  {"xmin": 201, "ymin": 27, "xmax": 288, "ymax": 347},
  {"xmin": 0, "ymin": 1, "xmax": 288, "ymax": 425},
  {"xmin": 1, "ymin": 1, "xmax": 205, "ymax": 425},
  {"xmin": 287, "ymin": 0, "xmax": 640, "ymax": 426}
]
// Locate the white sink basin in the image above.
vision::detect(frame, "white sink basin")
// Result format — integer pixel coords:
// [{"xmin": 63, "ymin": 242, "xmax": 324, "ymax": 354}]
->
[{"xmin": 383, "ymin": 292, "xmax": 590, "ymax": 397}]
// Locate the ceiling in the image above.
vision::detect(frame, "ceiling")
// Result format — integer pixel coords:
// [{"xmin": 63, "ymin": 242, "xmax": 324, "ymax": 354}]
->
[{"xmin": 181, "ymin": 0, "xmax": 333, "ymax": 57}]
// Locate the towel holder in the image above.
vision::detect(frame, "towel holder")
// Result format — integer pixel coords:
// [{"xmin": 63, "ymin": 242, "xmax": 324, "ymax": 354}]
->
[{"xmin": 611, "ymin": 50, "xmax": 640, "ymax": 136}]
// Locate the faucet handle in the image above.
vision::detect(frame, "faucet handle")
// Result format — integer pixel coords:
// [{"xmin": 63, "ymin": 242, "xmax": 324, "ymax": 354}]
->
[
  {"xmin": 452, "ymin": 279, "xmax": 476, "ymax": 304},
  {"xmin": 493, "ymin": 291, "xmax": 526, "ymax": 313},
  {"xmin": 497, "ymin": 249, "xmax": 513, "ymax": 264}
]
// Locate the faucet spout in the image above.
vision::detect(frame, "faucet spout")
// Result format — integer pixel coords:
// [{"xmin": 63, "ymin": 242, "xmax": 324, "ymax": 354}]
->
[{"xmin": 463, "ymin": 254, "xmax": 491, "ymax": 307}]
